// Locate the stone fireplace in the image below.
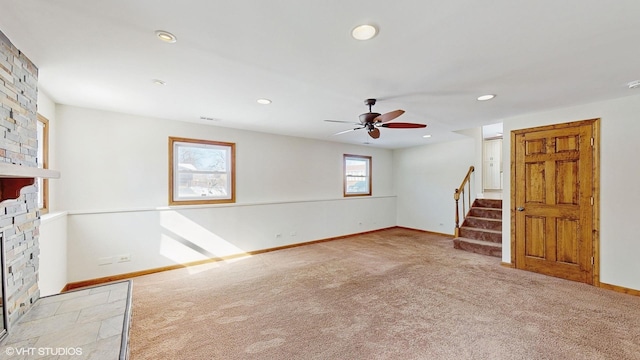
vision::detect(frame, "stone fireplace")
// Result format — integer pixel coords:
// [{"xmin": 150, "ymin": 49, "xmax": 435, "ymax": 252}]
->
[{"xmin": 0, "ymin": 30, "xmax": 59, "ymax": 335}]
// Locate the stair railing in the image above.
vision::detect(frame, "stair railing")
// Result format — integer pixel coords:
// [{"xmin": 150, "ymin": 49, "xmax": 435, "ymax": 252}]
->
[{"xmin": 454, "ymin": 166, "xmax": 475, "ymax": 238}]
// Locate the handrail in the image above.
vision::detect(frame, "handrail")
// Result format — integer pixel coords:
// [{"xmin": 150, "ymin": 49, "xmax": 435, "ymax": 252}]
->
[{"xmin": 454, "ymin": 166, "xmax": 475, "ymax": 238}]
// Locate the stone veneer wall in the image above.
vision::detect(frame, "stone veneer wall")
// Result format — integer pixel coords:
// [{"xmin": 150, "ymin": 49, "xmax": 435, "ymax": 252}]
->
[{"xmin": 0, "ymin": 30, "xmax": 41, "ymax": 326}]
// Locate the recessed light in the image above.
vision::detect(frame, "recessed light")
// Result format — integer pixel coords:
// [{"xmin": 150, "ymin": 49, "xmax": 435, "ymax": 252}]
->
[
  {"xmin": 152, "ymin": 79, "xmax": 166, "ymax": 86},
  {"xmin": 351, "ymin": 24, "xmax": 377, "ymax": 41},
  {"xmin": 155, "ymin": 30, "xmax": 177, "ymax": 43},
  {"xmin": 628, "ymin": 80, "xmax": 640, "ymax": 89},
  {"xmin": 477, "ymin": 94, "xmax": 496, "ymax": 101},
  {"xmin": 422, "ymin": 134, "xmax": 432, "ymax": 138},
  {"xmin": 257, "ymin": 98, "xmax": 272, "ymax": 105}
]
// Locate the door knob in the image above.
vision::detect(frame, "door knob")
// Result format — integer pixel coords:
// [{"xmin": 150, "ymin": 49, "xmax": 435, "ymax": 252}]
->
[{"xmin": 517, "ymin": 207, "xmax": 525, "ymax": 212}]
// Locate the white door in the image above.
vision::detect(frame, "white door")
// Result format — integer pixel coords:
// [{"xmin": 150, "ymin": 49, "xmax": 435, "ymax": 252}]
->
[{"xmin": 483, "ymin": 139, "xmax": 502, "ymax": 190}]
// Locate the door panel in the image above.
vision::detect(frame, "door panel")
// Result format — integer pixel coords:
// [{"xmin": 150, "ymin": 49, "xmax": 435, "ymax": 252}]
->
[
  {"xmin": 555, "ymin": 135, "xmax": 579, "ymax": 152},
  {"xmin": 525, "ymin": 216, "xmax": 546, "ymax": 258},
  {"xmin": 514, "ymin": 120, "xmax": 595, "ymax": 284},
  {"xmin": 525, "ymin": 138, "xmax": 546, "ymax": 155},
  {"xmin": 556, "ymin": 218, "xmax": 579, "ymax": 264},
  {"xmin": 556, "ymin": 160, "xmax": 579, "ymax": 205},
  {"xmin": 525, "ymin": 162, "xmax": 545, "ymax": 203}
]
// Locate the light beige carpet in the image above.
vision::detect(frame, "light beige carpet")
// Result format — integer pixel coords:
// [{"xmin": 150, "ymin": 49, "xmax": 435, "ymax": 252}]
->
[{"xmin": 129, "ymin": 228, "xmax": 640, "ymax": 359}]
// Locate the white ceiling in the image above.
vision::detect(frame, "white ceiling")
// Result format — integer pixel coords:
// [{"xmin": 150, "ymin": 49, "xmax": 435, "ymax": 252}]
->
[{"xmin": 1, "ymin": 0, "xmax": 639, "ymax": 148}]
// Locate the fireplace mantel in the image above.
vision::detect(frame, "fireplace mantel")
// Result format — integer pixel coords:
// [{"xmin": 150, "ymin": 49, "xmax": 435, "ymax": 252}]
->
[{"xmin": 0, "ymin": 162, "xmax": 60, "ymax": 203}]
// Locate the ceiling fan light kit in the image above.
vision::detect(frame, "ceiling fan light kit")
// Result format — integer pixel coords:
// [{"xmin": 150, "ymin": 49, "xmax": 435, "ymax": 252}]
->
[{"xmin": 325, "ymin": 98, "xmax": 426, "ymax": 139}]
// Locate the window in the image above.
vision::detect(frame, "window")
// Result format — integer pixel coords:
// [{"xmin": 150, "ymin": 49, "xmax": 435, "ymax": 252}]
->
[
  {"xmin": 169, "ymin": 137, "xmax": 235, "ymax": 205},
  {"xmin": 344, "ymin": 154, "xmax": 371, "ymax": 196},
  {"xmin": 37, "ymin": 114, "xmax": 49, "ymax": 214}
]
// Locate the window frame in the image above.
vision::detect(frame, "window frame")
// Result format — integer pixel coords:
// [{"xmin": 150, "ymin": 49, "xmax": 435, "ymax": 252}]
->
[
  {"xmin": 169, "ymin": 136, "xmax": 236, "ymax": 206},
  {"xmin": 343, "ymin": 154, "xmax": 372, "ymax": 197},
  {"xmin": 37, "ymin": 114, "xmax": 49, "ymax": 214}
]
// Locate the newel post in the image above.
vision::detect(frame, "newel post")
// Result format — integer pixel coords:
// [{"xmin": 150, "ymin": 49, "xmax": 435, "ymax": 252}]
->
[{"xmin": 454, "ymin": 188, "xmax": 461, "ymax": 238}]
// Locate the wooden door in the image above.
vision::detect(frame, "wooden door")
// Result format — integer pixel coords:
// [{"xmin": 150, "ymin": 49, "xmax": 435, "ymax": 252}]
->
[{"xmin": 513, "ymin": 120, "xmax": 598, "ymax": 284}]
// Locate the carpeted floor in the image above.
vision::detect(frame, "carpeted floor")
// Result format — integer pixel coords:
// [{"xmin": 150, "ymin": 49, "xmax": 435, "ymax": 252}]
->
[{"xmin": 129, "ymin": 228, "xmax": 640, "ymax": 359}]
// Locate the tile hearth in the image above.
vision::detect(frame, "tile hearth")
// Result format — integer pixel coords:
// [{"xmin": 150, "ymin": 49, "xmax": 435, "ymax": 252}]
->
[{"xmin": 0, "ymin": 281, "xmax": 132, "ymax": 360}]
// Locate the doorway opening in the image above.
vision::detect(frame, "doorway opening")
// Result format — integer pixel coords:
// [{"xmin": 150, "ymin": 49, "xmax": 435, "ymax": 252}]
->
[{"xmin": 482, "ymin": 123, "xmax": 503, "ymax": 199}]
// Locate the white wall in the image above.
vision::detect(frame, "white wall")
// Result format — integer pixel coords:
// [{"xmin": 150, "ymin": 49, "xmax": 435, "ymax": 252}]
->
[
  {"xmin": 41, "ymin": 93, "xmax": 640, "ymax": 292},
  {"xmin": 54, "ymin": 105, "xmax": 396, "ymax": 282},
  {"xmin": 39, "ymin": 213, "xmax": 68, "ymax": 295},
  {"xmin": 67, "ymin": 197, "xmax": 396, "ymax": 281},
  {"xmin": 36, "ymin": 89, "xmax": 68, "ymax": 295},
  {"xmin": 394, "ymin": 137, "xmax": 477, "ymax": 233},
  {"xmin": 455, "ymin": 127, "xmax": 484, "ymax": 197},
  {"xmin": 501, "ymin": 93, "xmax": 640, "ymax": 291}
]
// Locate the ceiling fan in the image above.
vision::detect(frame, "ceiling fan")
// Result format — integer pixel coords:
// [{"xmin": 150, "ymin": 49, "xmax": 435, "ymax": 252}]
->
[{"xmin": 325, "ymin": 98, "xmax": 426, "ymax": 139}]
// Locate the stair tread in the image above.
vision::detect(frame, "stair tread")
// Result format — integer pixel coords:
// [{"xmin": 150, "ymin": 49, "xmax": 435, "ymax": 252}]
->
[
  {"xmin": 472, "ymin": 207, "xmax": 502, "ymax": 211},
  {"xmin": 460, "ymin": 226, "xmax": 502, "ymax": 234},
  {"xmin": 466, "ymin": 216, "xmax": 502, "ymax": 222},
  {"xmin": 455, "ymin": 237, "xmax": 502, "ymax": 248}
]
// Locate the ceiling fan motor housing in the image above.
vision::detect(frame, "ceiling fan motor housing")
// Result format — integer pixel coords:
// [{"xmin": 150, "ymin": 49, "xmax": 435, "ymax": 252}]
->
[
  {"xmin": 326, "ymin": 98, "xmax": 423, "ymax": 139},
  {"xmin": 359, "ymin": 112, "xmax": 381, "ymax": 124}
]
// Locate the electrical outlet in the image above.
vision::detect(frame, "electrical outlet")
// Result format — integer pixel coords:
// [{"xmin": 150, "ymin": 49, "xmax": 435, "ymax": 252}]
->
[
  {"xmin": 116, "ymin": 254, "xmax": 131, "ymax": 263},
  {"xmin": 275, "ymin": 233, "xmax": 282, "ymax": 238}
]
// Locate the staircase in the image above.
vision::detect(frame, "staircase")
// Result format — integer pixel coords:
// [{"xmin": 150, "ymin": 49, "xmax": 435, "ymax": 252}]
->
[{"xmin": 453, "ymin": 199, "xmax": 502, "ymax": 257}]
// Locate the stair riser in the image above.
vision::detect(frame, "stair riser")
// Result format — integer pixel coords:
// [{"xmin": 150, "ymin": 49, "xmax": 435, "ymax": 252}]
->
[
  {"xmin": 473, "ymin": 199, "xmax": 502, "ymax": 209},
  {"xmin": 462, "ymin": 217, "xmax": 502, "ymax": 231},
  {"xmin": 469, "ymin": 208, "xmax": 502, "ymax": 219},
  {"xmin": 459, "ymin": 228, "xmax": 502, "ymax": 243},
  {"xmin": 455, "ymin": 199, "xmax": 502, "ymax": 258},
  {"xmin": 453, "ymin": 239, "xmax": 502, "ymax": 258}
]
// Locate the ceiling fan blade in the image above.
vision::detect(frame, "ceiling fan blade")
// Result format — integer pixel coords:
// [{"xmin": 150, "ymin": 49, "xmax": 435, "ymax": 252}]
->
[
  {"xmin": 380, "ymin": 122, "xmax": 427, "ymax": 129},
  {"xmin": 374, "ymin": 109, "xmax": 405, "ymax": 123},
  {"xmin": 368, "ymin": 128, "xmax": 381, "ymax": 139},
  {"xmin": 333, "ymin": 127, "xmax": 363, "ymax": 136},
  {"xmin": 324, "ymin": 120, "xmax": 360, "ymax": 125}
]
